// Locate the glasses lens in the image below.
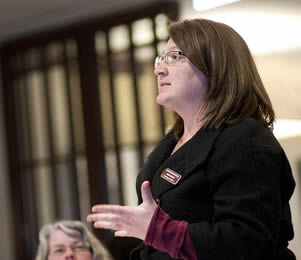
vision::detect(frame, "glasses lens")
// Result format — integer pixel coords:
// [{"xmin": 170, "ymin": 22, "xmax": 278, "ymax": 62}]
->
[{"xmin": 154, "ymin": 56, "xmax": 161, "ymax": 68}]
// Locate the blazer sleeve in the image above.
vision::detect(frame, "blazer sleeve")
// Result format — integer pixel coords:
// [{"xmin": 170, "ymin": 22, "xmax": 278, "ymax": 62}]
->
[{"xmin": 187, "ymin": 119, "xmax": 295, "ymax": 260}]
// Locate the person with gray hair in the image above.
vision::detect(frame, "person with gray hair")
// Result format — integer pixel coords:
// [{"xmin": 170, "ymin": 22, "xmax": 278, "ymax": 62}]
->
[{"xmin": 35, "ymin": 220, "xmax": 113, "ymax": 260}]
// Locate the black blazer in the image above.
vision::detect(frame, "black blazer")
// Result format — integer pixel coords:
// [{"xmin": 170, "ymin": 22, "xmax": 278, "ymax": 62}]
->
[{"xmin": 131, "ymin": 118, "xmax": 296, "ymax": 260}]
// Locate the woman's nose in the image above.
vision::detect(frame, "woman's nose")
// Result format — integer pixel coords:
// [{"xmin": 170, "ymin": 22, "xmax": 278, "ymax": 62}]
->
[{"xmin": 154, "ymin": 61, "xmax": 168, "ymax": 76}]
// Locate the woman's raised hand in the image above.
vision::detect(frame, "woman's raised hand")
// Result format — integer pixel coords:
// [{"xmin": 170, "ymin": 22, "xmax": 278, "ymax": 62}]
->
[{"xmin": 86, "ymin": 181, "xmax": 158, "ymax": 240}]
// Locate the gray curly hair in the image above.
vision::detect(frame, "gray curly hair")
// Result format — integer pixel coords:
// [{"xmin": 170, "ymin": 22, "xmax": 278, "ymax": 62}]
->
[{"xmin": 35, "ymin": 220, "xmax": 113, "ymax": 260}]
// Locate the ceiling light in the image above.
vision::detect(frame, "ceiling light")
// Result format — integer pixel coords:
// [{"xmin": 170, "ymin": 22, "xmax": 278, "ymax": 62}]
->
[
  {"xmin": 193, "ymin": 0, "xmax": 240, "ymax": 12},
  {"xmin": 191, "ymin": 12, "xmax": 301, "ymax": 54}
]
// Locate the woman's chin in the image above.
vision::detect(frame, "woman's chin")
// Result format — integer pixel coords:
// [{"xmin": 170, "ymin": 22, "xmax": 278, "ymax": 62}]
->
[
  {"xmin": 156, "ymin": 94, "xmax": 168, "ymax": 106},
  {"xmin": 156, "ymin": 95, "xmax": 173, "ymax": 110}
]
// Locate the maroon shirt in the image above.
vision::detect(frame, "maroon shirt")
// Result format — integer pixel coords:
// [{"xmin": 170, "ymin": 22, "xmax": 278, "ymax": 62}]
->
[{"xmin": 144, "ymin": 207, "xmax": 198, "ymax": 260}]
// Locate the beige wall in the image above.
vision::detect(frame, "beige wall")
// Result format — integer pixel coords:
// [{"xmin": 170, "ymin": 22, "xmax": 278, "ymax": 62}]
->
[{"xmin": 255, "ymin": 52, "xmax": 301, "ymax": 120}]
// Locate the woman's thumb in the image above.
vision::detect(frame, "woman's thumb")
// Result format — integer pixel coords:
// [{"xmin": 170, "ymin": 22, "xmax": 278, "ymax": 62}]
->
[{"xmin": 141, "ymin": 181, "xmax": 154, "ymax": 204}]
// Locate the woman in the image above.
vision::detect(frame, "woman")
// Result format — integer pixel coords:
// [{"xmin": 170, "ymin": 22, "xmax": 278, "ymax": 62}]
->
[
  {"xmin": 87, "ymin": 18, "xmax": 296, "ymax": 260},
  {"xmin": 35, "ymin": 220, "xmax": 113, "ymax": 260}
]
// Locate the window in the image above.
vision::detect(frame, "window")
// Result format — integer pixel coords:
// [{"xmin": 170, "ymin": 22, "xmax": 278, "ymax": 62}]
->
[{"xmin": 0, "ymin": 3, "xmax": 178, "ymax": 260}]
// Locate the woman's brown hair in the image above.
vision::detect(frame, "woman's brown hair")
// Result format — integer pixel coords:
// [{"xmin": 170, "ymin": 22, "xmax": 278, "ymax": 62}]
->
[{"xmin": 168, "ymin": 19, "xmax": 275, "ymax": 139}]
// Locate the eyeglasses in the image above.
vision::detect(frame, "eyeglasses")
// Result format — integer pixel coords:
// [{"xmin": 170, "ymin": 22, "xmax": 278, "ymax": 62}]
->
[
  {"xmin": 154, "ymin": 51, "xmax": 185, "ymax": 69},
  {"xmin": 49, "ymin": 241, "xmax": 91, "ymax": 257}
]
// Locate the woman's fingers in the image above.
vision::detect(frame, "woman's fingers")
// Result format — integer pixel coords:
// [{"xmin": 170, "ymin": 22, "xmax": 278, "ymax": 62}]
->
[
  {"xmin": 114, "ymin": 230, "xmax": 128, "ymax": 237},
  {"xmin": 87, "ymin": 213, "xmax": 123, "ymax": 230},
  {"xmin": 91, "ymin": 204, "xmax": 123, "ymax": 213},
  {"xmin": 95, "ymin": 220, "xmax": 123, "ymax": 230},
  {"xmin": 94, "ymin": 221, "xmax": 115, "ymax": 230},
  {"xmin": 87, "ymin": 212, "xmax": 121, "ymax": 222}
]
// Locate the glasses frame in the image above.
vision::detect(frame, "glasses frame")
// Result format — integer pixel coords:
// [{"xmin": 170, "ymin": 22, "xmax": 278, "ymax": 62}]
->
[{"xmin": 154, "ymin": 51, "xmax": 185, "ymax": 69}]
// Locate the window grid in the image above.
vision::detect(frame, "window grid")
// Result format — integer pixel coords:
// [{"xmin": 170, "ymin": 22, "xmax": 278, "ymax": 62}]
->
[{"xmin": 0, "ymin": 3, "xmax": 179, "ymax": 260}]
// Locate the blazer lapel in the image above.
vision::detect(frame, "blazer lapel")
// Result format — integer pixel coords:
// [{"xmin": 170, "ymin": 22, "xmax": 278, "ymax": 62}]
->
[
  {"xmin": 150, "ymin": 127, "xmax": 223, "ymax": 199},
  {"xmin": 151, "ymin": 148, "xmax": 187, "ymax": 199},
  {"xmin": 184, "ymin": 127, "xmax": 223, "ymax": 174}
]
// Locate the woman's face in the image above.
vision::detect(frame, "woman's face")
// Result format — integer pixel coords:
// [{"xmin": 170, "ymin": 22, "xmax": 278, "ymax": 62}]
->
[
  {"xmin": 47, "ymin": 230, "xmax": 92, "ymax": 260},
  {"xmin": 154, "ymin": 38, "xmax": 208, "ymax": 119}
]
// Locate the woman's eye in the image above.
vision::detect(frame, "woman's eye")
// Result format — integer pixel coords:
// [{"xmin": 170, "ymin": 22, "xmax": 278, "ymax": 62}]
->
[
  {"xmin": 168, "ymin": 55, "xmax": 179, "ymax": 62},
  {"xmin": 54, "ymin": 248, "xmax": 64, "ymax": 253}
]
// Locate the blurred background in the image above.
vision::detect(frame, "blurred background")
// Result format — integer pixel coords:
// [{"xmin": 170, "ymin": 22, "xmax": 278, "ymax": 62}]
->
[{"xmin": 0, "ymin": 0, "xmax": 300, "ymax": 259}]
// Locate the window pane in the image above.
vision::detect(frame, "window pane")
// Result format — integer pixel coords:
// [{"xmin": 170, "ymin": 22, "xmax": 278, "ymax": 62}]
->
[
  {"xmin": 66, "ymin": 40, "xmax": 78, "ymax": 58},
  {"xmin": 98, "ymin": 60, "xmax": 115, "ymax": 148},
  {"xmin": 113, "ymin": 53, "xmax": 138, "ymax": 145},
  {"xmin": 132, "ymin": 18, "xmax": 154, "ymax": 46},
  {"xmin": 14, "ymin": 77, "xmax": 31, "ymax": 162},
  {"xmin": 157, "ymin": 41, "xmax": 167, "ymax": 54},
  {"xmin": 34, "ymin": 166, "xmax": 55, "ymax": 227},
  {"xmin": 155, "ymin": 14, "xmax": 168, "ymax": 40},
  {"xmin": 69, "ymin": 61, "xmax": 86, "ymax": 152},
  {"xmin": 27, "ymin": 71, "xmax": 50, "ymax": 160},
  {"xmin": 120, "ymin": 147, "xmax": 139, "ymax": 206},
  {"xmin": 47, "ymin": 42, "xmax": 64, "ymax": 64},
  {"xmin": 75, "ymin": 155, "xmax": 90, "ymax": 221},
  {"xmin": 105, "ymin": 150, "xmax": 121, "ymax": 204},
  {"xmin": 109, "ymin": 25, "xmax": 129, "ymax": 51},
  {"xmin": 135, "ymin": 47, "xmax": 161, "ymax": 142},
  {"xmin": 24, "ymin": 48, "xmax": 41, "ymax": 69},
  {"xmin": 56, "ymin": 162, "xmax": 75, "ymax": 219},
  {"xmin": 115, "ymin": 73, "xmax": 138, "ymax": 146},
  {"xmin": 48, "ymin": 65, "xmax": 71, "ymax": 156},
  {"xmin": 95, "ymin": 31, "xmax": 107, "ymax": 56}
]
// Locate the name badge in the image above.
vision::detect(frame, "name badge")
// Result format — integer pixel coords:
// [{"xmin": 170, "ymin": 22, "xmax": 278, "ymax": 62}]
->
[{"xmin": 161, "ymin": 168, "xmax": 182, "ymax": 185}]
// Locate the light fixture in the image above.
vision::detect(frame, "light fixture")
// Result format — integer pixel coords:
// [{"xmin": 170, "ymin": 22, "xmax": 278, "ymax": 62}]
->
[
  {"xmin": 192, "ymin": 0, "xmax": 240, "ymax": 12},
  {"xmin": 274, "ymin": 120, "xmax": 301, "ymax": 139},
  {"xmin": 189, "ymin": 12, "xmax": 301, "ymax": 54}
]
